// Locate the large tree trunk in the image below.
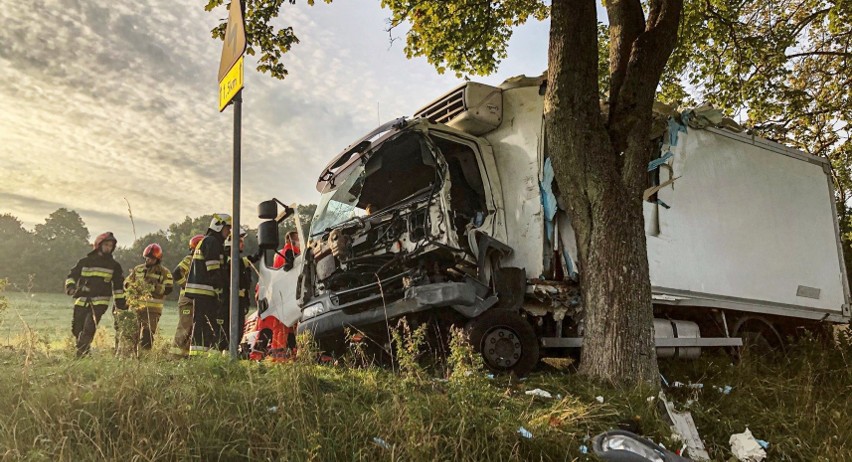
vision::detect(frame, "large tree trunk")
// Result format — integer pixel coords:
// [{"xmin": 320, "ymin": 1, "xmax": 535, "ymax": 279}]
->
[{"xmin": 544, "ymin": 0, "xmax": 682, "ymax": 385}]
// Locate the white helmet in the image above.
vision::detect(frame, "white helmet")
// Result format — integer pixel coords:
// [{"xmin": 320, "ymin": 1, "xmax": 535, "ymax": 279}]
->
[
  {"xmin": 224, "ymin": 226, "xmax": 248, "ymax": 248},
  {"xmin": 209, "ymin": 213, "xmax": 232, "ymax": 232}
]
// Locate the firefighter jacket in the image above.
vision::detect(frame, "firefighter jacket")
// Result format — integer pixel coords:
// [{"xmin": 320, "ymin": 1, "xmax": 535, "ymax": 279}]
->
[
  {"xmin": 173, "ymin": 252, "xmax": 192, "ymax": 296},
  {"xmin": 185, "ymin": 232, "xmax": 227, "ymax": 301},
  {"xmin": 65, "ymin": 250, "xmax": 126, "ymax": 309},
  {"xmin": 239, "ymin": 256, "xmax": 252, "ymax": 310},
  {"xmin": 224, "ymin": 255, "xmax": 253, "ymax": 312},
  {"xmin": 125, "ymin": 262, "xmax": 174, "ymax": 313}
]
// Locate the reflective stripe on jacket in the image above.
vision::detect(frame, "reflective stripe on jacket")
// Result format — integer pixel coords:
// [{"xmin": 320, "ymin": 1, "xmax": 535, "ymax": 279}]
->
[
  {"xmin": 173, "ymin": 253, "xmax": 192, "ymax": 296},
  {"xmin": 185, "ymin": 233, "xmax": 226, "ymax": 300},
  {"xmin": 66, "ymin": 250, "xmax": 126, "ymax": 309},
  {"xmin": 125, "ymin": 263, "xmax": 174, "ymax": 313}
]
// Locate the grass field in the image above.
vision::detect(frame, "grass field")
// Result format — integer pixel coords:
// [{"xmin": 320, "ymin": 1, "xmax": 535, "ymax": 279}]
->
[
  {"xmin": 1, "ymin": 290, "xmax": 851, "ymax": 460},
  {"xmin": 0, "ymin": 291, "xmax": 179, "ymax": 351}
]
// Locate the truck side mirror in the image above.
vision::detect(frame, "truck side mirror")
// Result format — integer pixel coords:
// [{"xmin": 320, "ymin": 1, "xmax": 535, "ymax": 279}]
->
[
  {"xmin": 258, "ymin": 220, "xmax": 279, "ymax": 250},
  {"xmin": 258, "ymin": 200, "xmax": 278, "ymax": 220}
]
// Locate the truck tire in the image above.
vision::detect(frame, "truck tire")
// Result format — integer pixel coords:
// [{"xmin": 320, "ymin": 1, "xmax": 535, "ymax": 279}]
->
[
  {"xmin": 731, "ymin": 316, "xmax": 785, "ymax": 358},
  {"xmin": 466, "ymin": 310, "xmax": 540, "ymax": 377}
]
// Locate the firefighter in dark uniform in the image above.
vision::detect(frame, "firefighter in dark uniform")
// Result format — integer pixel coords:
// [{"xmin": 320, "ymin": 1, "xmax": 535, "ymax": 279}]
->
[
  {"xmin": 183, "ymin": 214, "xmax": 231, "ymax": 355},
  {"xmin": 64, "ymin": 231, "xmax": 126, "ymax": 357},
  {"xmin": 218, "ymin": 227, "xmax": 253, "ymax": 351},
  {"xmin": 170, "ymin": 234, "xmax": 205, "ymax": 357}
]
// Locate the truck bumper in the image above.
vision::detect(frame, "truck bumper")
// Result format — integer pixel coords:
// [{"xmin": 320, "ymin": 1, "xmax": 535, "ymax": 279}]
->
[{"xmin": 297, "ymin": 281, "xmax": 496, "ymax": 342}]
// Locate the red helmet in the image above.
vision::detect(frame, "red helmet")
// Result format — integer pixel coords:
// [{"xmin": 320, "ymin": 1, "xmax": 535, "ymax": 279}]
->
[
  {"xmin": 189, "ymin": 234, "xmax": 205, "ymax": 250},
  {"xmin": 93, "ymin": 232, "xmax": 117, "ymax": 252},
  {"xmin": 143, "ymin": 243, "xmax": 163, "ymax": 261}
]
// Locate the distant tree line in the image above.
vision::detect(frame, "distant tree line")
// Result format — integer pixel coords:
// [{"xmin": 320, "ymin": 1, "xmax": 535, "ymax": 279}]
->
[{"xmin": 0, "ymin": 205, "xmax": 316, "ymax": 295}]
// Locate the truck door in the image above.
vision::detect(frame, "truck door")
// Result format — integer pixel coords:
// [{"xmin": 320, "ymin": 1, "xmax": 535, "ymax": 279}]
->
[{"xmin": 428, "ymin": 130, "xmax": 507, "ymax": 247}]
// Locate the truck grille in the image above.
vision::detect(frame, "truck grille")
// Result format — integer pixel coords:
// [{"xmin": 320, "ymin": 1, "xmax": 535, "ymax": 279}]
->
[{"xmin": 414, "ymin": 86, "xmax": 466, "ymax": 124}]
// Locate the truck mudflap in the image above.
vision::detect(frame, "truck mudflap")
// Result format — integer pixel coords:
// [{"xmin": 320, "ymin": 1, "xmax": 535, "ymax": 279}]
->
[{"xmin": 298, "ymin": 280, "xmax": 498, "ymax": 339}]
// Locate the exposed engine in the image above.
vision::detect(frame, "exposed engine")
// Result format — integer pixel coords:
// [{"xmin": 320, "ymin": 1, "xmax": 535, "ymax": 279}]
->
[{"xmin": 297, "ymin": 127, "xmax": 486, "ymax": 320}]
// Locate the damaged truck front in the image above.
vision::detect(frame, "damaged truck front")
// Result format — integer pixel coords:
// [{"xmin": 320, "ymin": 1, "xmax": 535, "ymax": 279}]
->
[
  {"xmin": 254, "ymin": 76, "xmax": 850, "ymax": 376},
  {"xmin": 295, "ymin": 116, "xmax": 545, "ymax": 371}
]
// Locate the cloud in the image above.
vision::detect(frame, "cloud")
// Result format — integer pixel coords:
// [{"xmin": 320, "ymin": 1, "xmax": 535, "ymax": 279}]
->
[{"xmin": 0, "ymin": 0, "xmax": 548, "ymax": 245}]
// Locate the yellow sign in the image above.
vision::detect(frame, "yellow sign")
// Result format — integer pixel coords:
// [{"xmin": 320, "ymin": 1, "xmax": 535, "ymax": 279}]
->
[
  {"xmin": 218, "ymin": 0, "xmax": 246, "ymax": 82},
  {"xmin": 219, "ymin": 56, "xmax": 244, "ymax": 112}
]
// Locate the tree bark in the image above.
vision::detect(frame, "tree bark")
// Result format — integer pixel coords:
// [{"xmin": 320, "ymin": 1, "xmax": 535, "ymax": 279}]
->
[{"xmin": 545, "ymin": 0, "xmax": 682, "ymax": 385}]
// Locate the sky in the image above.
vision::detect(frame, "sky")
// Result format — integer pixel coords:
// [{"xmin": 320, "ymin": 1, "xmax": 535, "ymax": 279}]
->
[{"xmin": 0, "ymin": 0, "xmax": 561, "ymax": 245}]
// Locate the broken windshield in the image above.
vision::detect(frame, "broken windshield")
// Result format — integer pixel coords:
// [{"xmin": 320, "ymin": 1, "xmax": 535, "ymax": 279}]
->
[{"xmin": 310, "ymin": 132, "xmax": 438, "ymax": 237}]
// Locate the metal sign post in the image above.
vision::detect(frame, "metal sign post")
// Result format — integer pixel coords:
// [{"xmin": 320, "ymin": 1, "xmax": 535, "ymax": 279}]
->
[
  {"xmin": 218, "ymin": 0, "xmax": 246, "ymax": 360},
  {"xmin": 229, "ymin": 90, "xmax": 241, "ymax": 360}
]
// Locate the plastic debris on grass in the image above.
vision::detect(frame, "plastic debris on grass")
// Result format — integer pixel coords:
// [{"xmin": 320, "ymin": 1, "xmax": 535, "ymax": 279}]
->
[
  {"xmin": 372, "ymin": 437, "xmax": 391, "ymax": 450},
  {"xmin": 595, "ymin": 396, "xmax": 604, "ymax": 403},
  {"xmin": 267, "ymin": 406, "xmax": 278, "ymax": 413},
  {"xmin": 729, "ymin": 428, "xmax": 767, "ymax": 462},
  {"xmin": 671, "ymin": 381, "xmax": 704, "ymax": 389},
  {"xmin": 525, "ymin": 388, "xmax": 553, "ymax": 399},
  {"xmin": 517, "ymin": 426, "xmax": 533, "ymax": 439},
  {"xmin": 714, "ymin": 385, "xmax": 733, "ymax": 395},
  {"xmin": 579, "ymin": 444, "xmax": 589, "ymax": 454}
]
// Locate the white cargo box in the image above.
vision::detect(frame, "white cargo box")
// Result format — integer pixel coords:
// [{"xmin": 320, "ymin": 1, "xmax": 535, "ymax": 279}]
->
[
  {"xmin": 647, "ymin": 126, "xmax": 851, "ymax": 322},
  {"xmin": 475, "ymin": 81, "xmax": 850, "ymax": 323}
]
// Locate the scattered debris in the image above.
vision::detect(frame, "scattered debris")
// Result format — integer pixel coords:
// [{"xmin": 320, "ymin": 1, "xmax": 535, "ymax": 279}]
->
[
  {"xmin": 372, "ymin": 437, "xmax": 391, "ymax": 450},
  {"xmin": 729, "ymin": 428, "xmax": 767, "ymax": 462},
  {"xmin": 756, "ymin": 439, "xmax": 770, "ymax": 450},
  {"xmin": 486, "ymin": 373, "xmax": 495, "ymax": 380},
  {"xmin": 595, "ymin": 396, "xmax": 604, "ymax": 404},
  {"xmin": 517, "ymin": 426, "xmax": 533, "ymax": 439},
  {"xmin": 671, "ymin": 381, "xmax": 704, "ymax": 389},
  {"xmin": 267, "ymin": 406, "xmax": 278, "ymax": 413},
  {"xmin": 647, "ymin": 396, "xmax": 656, "ymax": 403},
  {"xmin": 713, "ymin": 385, "xmax": 733, "ymax": 395},
  {"xmin": 579, "ymin": 444, "xmax": 589, "ymax": 454},
  {"xmin": 525, "ymin": 388, "xmax": 553, "ymax": 399},
  {"xmin": 658, "ymin": 391, "xmax": 710, "ymax": 461}
]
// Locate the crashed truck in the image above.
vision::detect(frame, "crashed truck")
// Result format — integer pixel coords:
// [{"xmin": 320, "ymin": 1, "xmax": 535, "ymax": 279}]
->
[{"xmin": 253, "ymin": 75, "xmax": 851, "ymax": 375}]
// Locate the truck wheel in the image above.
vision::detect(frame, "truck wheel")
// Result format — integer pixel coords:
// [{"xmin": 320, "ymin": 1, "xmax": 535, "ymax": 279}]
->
[
  {"xmin": 731, "ymin": 316, "xmax": 785, "ymax": 358},
  {"xmin": 466, "ymin": 310, "xmax": 540, "ymax": 377}
]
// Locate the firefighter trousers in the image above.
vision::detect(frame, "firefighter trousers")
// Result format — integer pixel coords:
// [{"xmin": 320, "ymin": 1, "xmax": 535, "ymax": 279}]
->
[
  {"xmin": 171, "ymin": 295, "xmax": 194, "ymax": 357},
  {"xmin": 71, "ymin": 303, "xmax": 107, "ymax": 357},
  {"xmin": 135, "ymin": 309, "xmax": 161, "ymax": 352},
  {"xmin": 172, "ymin": 296, "xmax": 221, "ymax": 355}
]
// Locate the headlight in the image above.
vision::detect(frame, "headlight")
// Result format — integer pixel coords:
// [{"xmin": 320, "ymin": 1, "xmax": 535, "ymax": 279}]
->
[
  {"xmin": 302, "ymin": 302, "xmax": 325, "ymax": 319},
  {"xmin": 596, "ymin": 432, "xmax": 665, "ymax": 462}
]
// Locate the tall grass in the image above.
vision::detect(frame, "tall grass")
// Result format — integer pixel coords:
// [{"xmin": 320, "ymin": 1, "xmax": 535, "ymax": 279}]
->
[
  {"xmin": 658, "ymin": 330, "xmax": 852, "ymax": 461},
  {"xmin": 1, "ymin": 282, "xmax": 850, "ymax": 461}
]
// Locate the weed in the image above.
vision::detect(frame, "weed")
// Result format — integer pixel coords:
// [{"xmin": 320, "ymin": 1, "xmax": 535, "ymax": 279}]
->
[
  {"xmin": 0, "ymin": 279, "xmax": 7, "ymax": 328},
  {"xmin": 391, "ymin": 317, "xmax": 429, "ymax": 384}
]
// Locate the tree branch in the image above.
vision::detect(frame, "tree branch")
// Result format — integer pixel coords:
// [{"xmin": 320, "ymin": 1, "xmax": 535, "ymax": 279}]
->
[
  {"xmin": 786, "ymin": 50, "xmax": 852, "ymax": 59},
  {"xmin": 605, "ymin": 0, "xmax": 646, "ymax": 119}
]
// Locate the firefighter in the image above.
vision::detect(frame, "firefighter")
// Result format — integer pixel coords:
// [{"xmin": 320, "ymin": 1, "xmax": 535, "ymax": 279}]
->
[
  {"xmin": 64, "ymin": 231, "xmax": 126, "ymax": 357},
  {"xmin": 183, "ymin": 214, "xmax": 231, "ymax": 355},
  {"xmin": 218, "ymin": 227, "xmax": 253, "ymax": 351},
  {"xmin": 173, "ymin": 234, "xmax": 204, "ymax": 292},
  {"xmin": 123, "ymin": 243, "xmax": 173, "ymax": 355},
  {"xmin": 272, "ymin": 231, "xmax": 300, "ymax": 270},
  {"xmin": 170, "ymin": 234, "xmax": 205, "ymax": 357}
]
